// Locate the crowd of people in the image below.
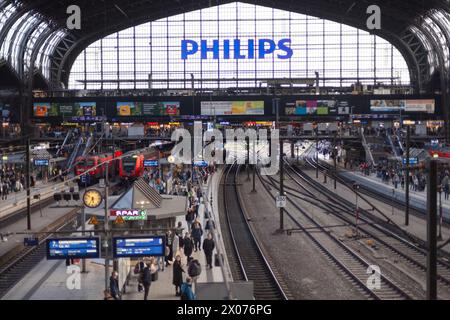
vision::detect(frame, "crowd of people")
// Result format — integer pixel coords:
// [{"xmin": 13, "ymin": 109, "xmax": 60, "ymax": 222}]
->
[
  {"xmin": 105, "ymin": 164, "xmax": 218, "ymax": 301},
  {"xmin": 0, "ymin": 165, "xmax": 35, "ymax": 200}
]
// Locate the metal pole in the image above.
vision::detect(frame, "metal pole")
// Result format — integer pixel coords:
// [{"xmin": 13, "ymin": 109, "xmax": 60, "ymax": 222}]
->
[
  {"xmin": 438, "ymin": 187, "xmax": 443, "ymax": 241},
  {"xmin": 426, "ymin": 159, "xmax": 438, "ymax": 300},
  {"xmin": 316, "ymin": 130, "xmax": 319, "ymax": 179},
  {"xmin": 104, "ymin": 163, "xmax": 110, "ymax": 292},
  {"xmin": 252, "ymin": 141, "xmax": 256, "ymax": 193},
  {"xmin": 82, "ymin": 174, "xmax": 87, "ymax": 273},
  {"xmin": 405, "ymin": 126, "xmax": 410, "ymax": 226},
  {"xmin": 334, "ymin": 133, "xmax": 337, "ymax": 190},
  {"xmin": 279, "ymin": 140, "xmax": 284, "ymax": 231},
  {"xmin": 246, "ymin": 137, "xmax": 250, "ymax": 182},
  {"xmin": 26, "ymin": 138, "xmax": 31, "ymax": 230}
]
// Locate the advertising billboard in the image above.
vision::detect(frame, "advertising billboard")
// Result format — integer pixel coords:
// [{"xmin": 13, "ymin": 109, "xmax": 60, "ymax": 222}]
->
[
  {"xmin": 116, "ymin": 102, "xmax": 180, "ymax": 116},
  {"xmin": 370, "ymin": 99, "xmax": 405, "ymax": 112},
  {"xmin": 370, "ymin": 99, "xmax": 435, "ymax": 114},
  {"xmin": 201, "ymin": 101, "xmax": 264, "ymax": 116},
  {"xmin": 113, "ymin": 236, "xmax": 165, "ymax": 258},
  {"xmin": 46, "ymin": 238, "xmax": 100, "ymax": 260},
  {"xmin": 285, "ymin": 100, "xmax": 337, "ymax": 116},
  {"xmin": 33, "ymin": 102, "xmax": 97, "ymax": 117},
  {"xmin": 404, "ymin": 99, "xmax": 435, "ymax": 114}
]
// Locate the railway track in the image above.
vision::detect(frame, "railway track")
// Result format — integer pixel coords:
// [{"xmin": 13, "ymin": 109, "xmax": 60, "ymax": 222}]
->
[
  {"xmin": 0, "ymin": 213, "xmax": 78, "ymax": 299},
  {"xmin": 277, "ymin": 155, "xmax": 450, "ymax": 297},
  {"xmin": 257, "ymin": 168, "xmax": 412, "ymax": 299},
  {"xmin": 220, "ymin": 164, "xmax": 289, "ymax": 300}
]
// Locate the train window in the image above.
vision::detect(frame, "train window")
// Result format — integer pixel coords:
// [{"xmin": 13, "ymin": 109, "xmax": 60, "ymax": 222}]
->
[{"xmin": 86, "ymin": 159, "xmax": 95, "ymax": 166}]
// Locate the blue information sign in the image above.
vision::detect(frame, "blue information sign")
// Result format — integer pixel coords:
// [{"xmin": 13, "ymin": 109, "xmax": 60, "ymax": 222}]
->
[
  {"xmin": 34, "ymin": 159, "xmax": 49, "ymax": 166},
  {"xmin": 46, "ymin": 238, "xmax": 100, "ymax": 260},
  {"xmin": 144, "ymin": 160, "xmax": 159, "ymax": 167},
  {"xmin": 113, "ymin": 236, "xmax": 165, "ymax": 258},
  {"xmin": 24, "ymin": 238, "xmax": 39, "ymax": 247},
  {"xmin": 194, "ymin": 160, "xmax": 208, "ymax": 167},
  {"xmin": 402, "ymin": 157, "xmax": 419, "ymax": 165}
]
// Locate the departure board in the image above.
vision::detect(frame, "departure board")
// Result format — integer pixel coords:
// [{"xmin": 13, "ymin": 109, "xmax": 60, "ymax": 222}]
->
[
  {"xmin": 113, "ymin": 236, "xmax": 165, "ymax": 258},
  {"xmin": 46, "ymin": 238, "xmax": 100, "ymax": 260}
]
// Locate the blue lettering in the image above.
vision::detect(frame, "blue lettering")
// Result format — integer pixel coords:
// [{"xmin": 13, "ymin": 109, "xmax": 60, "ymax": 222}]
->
[
  {"xmin": 258, "ymin": 39, "xmax": 276, "ymax": 59},
  {"xmin": 181, "ymin": 40, "xmax": 198, "ymax": 60},
  {"xmin": 234, "ymin": 39, "xmax": 246, "ymax": 59},
  {"xmin": 201, "ymin": 40, "xmax": 220, "ymax": 59},
  {"xmin": 223, "ymin": 40, "xmax": 230, "ymax": 59},
  {"xmin": 277, "ymin": 39, "xmax": 293, "ymax": 59},
  {"xmin": 181, "ymin": 38, "xmax": 293, "ymax": 60},
  {"xmin": 248, "ymin": 39, "xmax": 255, "ymax": 59}
]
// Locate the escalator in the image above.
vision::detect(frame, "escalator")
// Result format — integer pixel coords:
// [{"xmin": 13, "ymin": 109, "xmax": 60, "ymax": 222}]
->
[
  {"xmin": 56, "ymin": 129, "xmax": 73, "ymax": 157},
  {"xmin": 360, "ymin": 128, "xmax": 376, "ymax": 166},
  {"xmin": 66, "ymin": 136, "xmax": 84, "ymax": 170},
  {"xmin": 386, "ymin": 133, "xmax": 402, "ymax": 159}
]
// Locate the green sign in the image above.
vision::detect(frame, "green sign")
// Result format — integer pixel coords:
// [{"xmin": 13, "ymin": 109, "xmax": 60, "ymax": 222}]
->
[{"xmin": 110, "ymin": 209, "xmax": 148, "ymax": 221}]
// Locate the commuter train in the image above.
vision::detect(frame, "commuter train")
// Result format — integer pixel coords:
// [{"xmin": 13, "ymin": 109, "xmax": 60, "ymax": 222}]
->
[
  {"xmin": 118, "ymin": 149, "xmax": 160, "ymax": 180},
  {"xmin": 74, "ymin": 150, "xmax": 123, "ymax": 185}
]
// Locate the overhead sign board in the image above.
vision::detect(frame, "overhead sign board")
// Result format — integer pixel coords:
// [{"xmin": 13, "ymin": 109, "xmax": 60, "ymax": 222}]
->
[
  {"xmin": 194, "ymin": 160, "xmax": 209, "ymax": 167},
  {"xmin": 33, "ymin": 159, "xmax": 49, "ymax": 167},
  {"xmin": 46, "ymin": 238, "xmax": 100, "ymax": 260},
  {"xmin": 110, "ymin": 209, "xmax": 148, "ymax": 221},
  {"xmin": 402, "ymin": 157, "xmax": 419, "ymax": 165},
  {"xmin": 144, "ymin": 160, "xmax": 159, "ymax": 167},
  {"xmin": 113, "ymin": 236, "xmax": 165, "ymax": 258}
]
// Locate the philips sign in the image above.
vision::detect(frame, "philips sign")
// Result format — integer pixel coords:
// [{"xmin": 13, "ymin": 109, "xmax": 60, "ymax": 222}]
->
[{"xmin": 181, "ymin": 39, "xmax": 293, "ymax": 60}]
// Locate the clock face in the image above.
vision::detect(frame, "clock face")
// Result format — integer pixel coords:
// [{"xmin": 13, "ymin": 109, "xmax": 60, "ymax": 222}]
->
[{"xmin": 83, "ymin": 189, "xmax": 103, "ymax": 208}]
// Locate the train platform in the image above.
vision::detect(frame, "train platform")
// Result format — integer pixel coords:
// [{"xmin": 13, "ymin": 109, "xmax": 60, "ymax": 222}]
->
[
  {"xmin": 303, "ymin": 157, "xmax": 450, "ymax": 249},
  {"xmin": 0, "ymin": 182, "xmax": 118, "ymax": 268},
  {"xmin": 330, "ymin": 159, "xmax": 450, "ymax": 220},
  {"xmin": 2, "ymin": 171, "xmax": 231, "ymax": 300},
  {"xmin": 0, "ymin": 179, "xmax": 65, "ymax": 222}
]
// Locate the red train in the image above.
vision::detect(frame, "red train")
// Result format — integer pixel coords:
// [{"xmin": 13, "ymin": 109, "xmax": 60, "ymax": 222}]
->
[
  {"xmin": 119, "ymin": 149, "xmax": 160, "ymax": 179},
  {"xmin": 428, "ymin": 149, "xmax": 450, "ymax": 158},
  {"xmin": 74, "ymin": 150, "xmax": 123, "ymax": 182}
]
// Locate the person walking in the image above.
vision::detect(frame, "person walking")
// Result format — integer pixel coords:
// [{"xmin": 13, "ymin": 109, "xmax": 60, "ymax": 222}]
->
[
  {"xmin": 191, "ymin": 219, "xmax": 203, "ymax": 252},
  {"xmin": 202, "ymin": 233, "xmax": 215, "ymax": 269},
  {"xmin": 183, "ymin": 233, "xmax": 194, "ymax": 262},
  {"xmin": 180, "ymin": 277, "xmax": 196, "ymax": 300},
  {"xmin": 109, "ymin": 271, "xmax": 120, "ymax": 300},
  {"xmin": 142, "ymin": 259, "xmax": 157, "ymax": 300},
  {"xmin": 172, "ymin": 255, "xmax": 185, "ymax": 296}
]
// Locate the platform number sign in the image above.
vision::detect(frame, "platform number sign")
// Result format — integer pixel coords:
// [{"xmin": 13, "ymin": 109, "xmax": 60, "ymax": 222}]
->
[{"xmin": 276, "ymin": 195, "xmax": 287, "ymax": 208}]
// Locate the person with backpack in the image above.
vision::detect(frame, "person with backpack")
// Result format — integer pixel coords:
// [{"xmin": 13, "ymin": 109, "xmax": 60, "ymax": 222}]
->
[
  {"xmin": 202, "ymin": 233, "xmax": 215, "ymax": 269},
  {"xmin": 180, "ymin": 277, "xmax": 196, "ymax": 300},
  {"xmin": 172, "ymin": 255, "xmax": 185, "ymax": 296},
  {"xmin": 142, "ymin": 259, "xmax": 157, "ymax": 300},
  {"xmin": 187, "ymin": 258, "xmax": 202, "ymax": 281},
  {"xmin": 183, "ymin": 233, "xmax": 194, "ymax": 262}
]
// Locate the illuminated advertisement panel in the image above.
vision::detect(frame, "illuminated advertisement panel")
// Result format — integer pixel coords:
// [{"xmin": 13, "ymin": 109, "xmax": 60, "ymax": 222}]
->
[
  {"xmin": 117, "ymin": 102, "xmax": 180, "ymax": 116},
  {"xmin": 370, "ymin": 100, "xmax": 406, "ymax": 112},
  {"xmin": 33, "ymin": 102, "xmax": 97, "ymax": 117},
  {"xmin": 285, "ymin": 100, "xmax": 337, "ymax": 116},
  {"xmin": 404, "ymin": 99, "xmax": 435, "ymax": 114},
  {"xmin": 201, "ymin": 101, "xmax": 264, "ymax": 115}
]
